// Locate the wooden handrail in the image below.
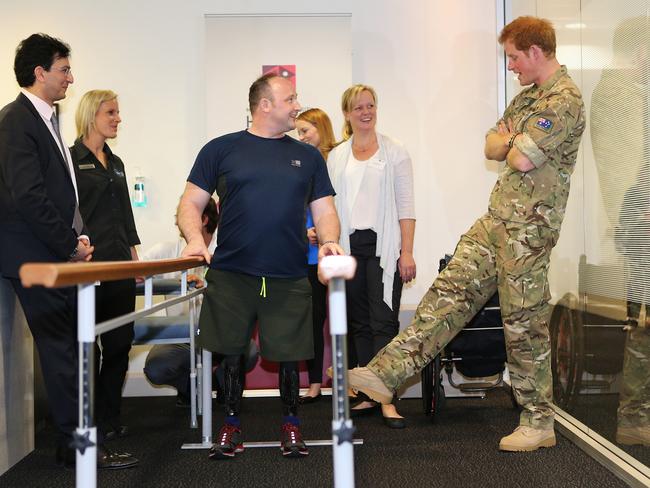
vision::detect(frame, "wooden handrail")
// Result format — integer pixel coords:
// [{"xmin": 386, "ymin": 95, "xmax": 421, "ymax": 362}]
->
[{"xmin": 19, "ymin": 257, "xmax": 206, "ymax": 288}]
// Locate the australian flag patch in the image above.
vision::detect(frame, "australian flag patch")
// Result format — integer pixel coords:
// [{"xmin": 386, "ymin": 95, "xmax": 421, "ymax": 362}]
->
[{"xmin": 535, "ymin": 117, "xmax": 553, "ymax": 132}]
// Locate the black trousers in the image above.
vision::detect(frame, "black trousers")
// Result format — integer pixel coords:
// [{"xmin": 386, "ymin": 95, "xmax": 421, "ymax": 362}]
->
[
  {"xmin": 95, "ymin": 279, "xmax": 135, "ymax": 427},
  {"xmin": 10, "ymin": 279, "xmax": 78, "ymax": 445},
  {"xmin": 346, "ymin": 230, "xmax": 403, "ymax": 367},
  {"xmin": 306, "ymin": 264, "xmax": 327, "ymax": 384}
]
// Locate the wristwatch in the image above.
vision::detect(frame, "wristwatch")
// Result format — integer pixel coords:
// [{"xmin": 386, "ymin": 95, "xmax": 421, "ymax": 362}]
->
[{"xmin": 69, "ymin": 245, "xmax": 79, "ymax": 259}]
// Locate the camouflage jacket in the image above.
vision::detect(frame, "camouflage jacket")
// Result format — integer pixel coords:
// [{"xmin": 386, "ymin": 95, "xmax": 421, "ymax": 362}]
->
[{"xmin": 487, "ymin": 65, "xmax": 586, "ymax": 230}]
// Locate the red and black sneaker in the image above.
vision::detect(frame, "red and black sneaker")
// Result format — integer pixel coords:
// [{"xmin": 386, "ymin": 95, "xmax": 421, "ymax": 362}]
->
[
  {"xmin": 280, "ymin": 422, "xmax": 309, "ymax": 458},
  {"xmin": 209, "ymin": 424, "xmax": 244, "ymax": 460}
]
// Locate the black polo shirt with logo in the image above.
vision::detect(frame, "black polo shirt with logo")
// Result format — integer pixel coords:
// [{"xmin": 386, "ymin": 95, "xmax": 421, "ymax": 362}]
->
[
  {"xmin": 188, "ymin": 130, "xmax": 334, "ymax": 278},
  {"xmin": 70, "ymin": 139, "xmax": 140, "ymax": 262}
]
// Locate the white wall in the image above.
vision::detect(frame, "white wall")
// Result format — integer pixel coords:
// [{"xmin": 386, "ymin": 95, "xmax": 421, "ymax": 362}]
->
[
  {"xmin": 204, "ymin": 15, "xmax": 352, "ymax": 139},
  {"xmin": 0, "ymin": 0, "xmax": 499, "ymax": 307}
]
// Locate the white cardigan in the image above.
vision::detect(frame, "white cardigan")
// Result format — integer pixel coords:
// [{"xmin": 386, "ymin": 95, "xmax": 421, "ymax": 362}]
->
[{"xmin": 327, "ymin": 133, "xmax": 415, "ymax": 308}]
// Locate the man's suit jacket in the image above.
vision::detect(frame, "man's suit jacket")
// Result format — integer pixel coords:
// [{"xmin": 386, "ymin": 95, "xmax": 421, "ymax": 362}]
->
[{"xmin": 0, "ymin": 93, "xmax": 78, "ymax": 278}]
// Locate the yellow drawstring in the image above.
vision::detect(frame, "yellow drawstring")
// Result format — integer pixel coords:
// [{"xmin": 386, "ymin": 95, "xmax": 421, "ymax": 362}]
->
[{"xmin": 259, "ymin": 277, "xmax": 267, "ymax": 298}]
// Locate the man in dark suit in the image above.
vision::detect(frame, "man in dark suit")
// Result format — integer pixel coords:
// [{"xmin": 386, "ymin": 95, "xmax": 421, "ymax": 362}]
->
[{"xmin": 0, "ymin": 33, "xmax": 137, "ymax": 469}]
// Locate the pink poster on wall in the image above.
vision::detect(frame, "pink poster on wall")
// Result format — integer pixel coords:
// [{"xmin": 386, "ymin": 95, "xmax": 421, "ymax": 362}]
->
[{"xmin": 262, "ymin": 65, "xmax": 296, "ymax": 88}]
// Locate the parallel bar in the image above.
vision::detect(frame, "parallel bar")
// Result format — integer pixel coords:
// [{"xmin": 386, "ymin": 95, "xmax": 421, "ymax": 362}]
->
[
  {"xmin": 196, "ymin": 334, "xmax": 203, "ymax": 416},
  {"xmin": 78, "ymin": 342, "xmax": 95, "ymax": 430},
  {"xmin": 75, "ymin": 426, "xmax": 97, "ymax": 488},
  {"xmin": 328, "ymin": 276, "xmax": 355, "ymax": 488},
  {"xmin": 201, "ymin": 350, "xmax": 213, "ymax": 444},
  {"xmin": 332, "ymin": 335, "xmax": 349, "ymax": 419},
  {"xmin": 144, "ymin": 277, "xmax": 153, "ymax": 309},
  {"xmin": 94, "ymin": 287, "xmax": 204, "ymax": 336},
  {"xmin": 180, "ymin": 271, "xmax": 188, "ymax": 296},
  {"xmin": 179, "ymin": 271, "xmax": 198, "ymax": 428},
  {"xmin": 36, "ymin": 260, "xmax": 210, "ymax": 488},
  {"xmin": 189, "ymin": 292, "xmax": 198, "ymax": 428},
  {"xmin": 20, "ymin": 256, "xmax": 205, "ymax": 288}
]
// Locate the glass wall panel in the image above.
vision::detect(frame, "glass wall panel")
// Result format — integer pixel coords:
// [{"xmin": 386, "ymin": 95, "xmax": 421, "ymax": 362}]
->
[{"xmin": 509, "ymin": 0, "xmax": 650, "ymax": 468}]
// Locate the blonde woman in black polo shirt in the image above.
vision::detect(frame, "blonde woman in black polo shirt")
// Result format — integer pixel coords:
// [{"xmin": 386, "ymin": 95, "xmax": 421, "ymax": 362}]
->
[{"xmin": 71, "ymin": 90, "xmax": 140, "ymax": 465}]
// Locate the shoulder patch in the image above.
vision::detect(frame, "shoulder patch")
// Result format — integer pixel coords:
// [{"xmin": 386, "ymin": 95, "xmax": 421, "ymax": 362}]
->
[{"xmin": 535, "ymin": 117, "xmax": 553, "ymax": 132}]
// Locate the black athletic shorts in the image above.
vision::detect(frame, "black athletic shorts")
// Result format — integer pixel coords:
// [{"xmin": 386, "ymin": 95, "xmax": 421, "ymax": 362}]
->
[{"xmin": 198, "ymin": 269, "xmax": 314, "ymax": 362}]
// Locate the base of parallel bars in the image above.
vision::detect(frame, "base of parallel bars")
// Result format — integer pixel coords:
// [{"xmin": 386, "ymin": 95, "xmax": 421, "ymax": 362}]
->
[
  {"xmin": 181, "ymin": 442, "xmax": 213, "ymax": 450},
  {"xmin": 75, "ymin": 427, "xmax": 97, "ymax": 488},
  {"xmin": 181, "ymin": 439, "xmax": 363, "ymax": 450}
]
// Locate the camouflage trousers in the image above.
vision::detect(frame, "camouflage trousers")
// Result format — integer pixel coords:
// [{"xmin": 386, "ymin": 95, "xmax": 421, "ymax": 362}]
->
[
  {"xmin": 618, "ymin": 325, "xmax": 650, "ymax": 428},
  {"xmin": 368, "ymin": 213, "xmax": 559, "ymax": 429}
]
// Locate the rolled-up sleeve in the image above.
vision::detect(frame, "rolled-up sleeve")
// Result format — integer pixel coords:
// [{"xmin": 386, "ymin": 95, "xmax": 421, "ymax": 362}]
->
[{"xmin": 514, "ymin": 93, "xmax": 579, "ymax": 168}]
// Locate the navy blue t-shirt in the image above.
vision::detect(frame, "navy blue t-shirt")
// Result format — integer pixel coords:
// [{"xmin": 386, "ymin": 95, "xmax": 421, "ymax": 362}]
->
[{"xmin": 188, "ymin": 130, "xmax": 335, "ymax": 278}]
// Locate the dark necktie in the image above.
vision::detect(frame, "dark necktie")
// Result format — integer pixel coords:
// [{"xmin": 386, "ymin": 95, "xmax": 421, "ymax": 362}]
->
[{"xmin": 51, "ymin": 112, "xmax": 84, "ymax": 236}]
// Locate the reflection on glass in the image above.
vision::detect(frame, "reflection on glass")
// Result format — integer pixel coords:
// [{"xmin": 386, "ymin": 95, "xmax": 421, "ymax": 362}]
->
[
  {"xmin": 512, "ymin": 0, "xmax": 650, "ymax": 470},
  {"xmin": 547, "ymin": 11, "xmax": 650, "ymax": 464},
  {"xmin": 592, "ymin": 16, "xmax": 649, "ymax": 227},
  {"xmin": 592, "ymin": 15, "xmax": 650, "ymax": 451},
  {"xmin": 616, "ymin": 161, "xmax": 650, "ymax": 447}
]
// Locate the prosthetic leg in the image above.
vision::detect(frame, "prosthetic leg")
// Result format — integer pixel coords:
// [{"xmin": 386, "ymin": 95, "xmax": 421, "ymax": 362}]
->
[
  {"xmin": 208, "ymin": 355, "xmax": 244, "ymax": 459},
  {"xmin": 279, "ymin": 362, "xmax": 308, "ymax": 456}
]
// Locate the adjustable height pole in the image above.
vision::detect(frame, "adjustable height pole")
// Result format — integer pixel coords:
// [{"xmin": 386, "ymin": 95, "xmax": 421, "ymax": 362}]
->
[
  {"xmin": 182, "ymin": 272, "xmax": 199, "ymax": 428},
  {"xmin": 202, "ymin": 349, "xmax": 213, "ymax": 445},
  {"xmin": 321, "ymin": 255, "xmax": 357, "ymax": 488},
  {"xmin": 76, "ymin": 282, "xmax": 97, "ymax": 488}
]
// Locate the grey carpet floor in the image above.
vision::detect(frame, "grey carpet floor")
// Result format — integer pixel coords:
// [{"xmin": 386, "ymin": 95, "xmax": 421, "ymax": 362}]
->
[{"xmin": 0, "ymin": 388, "xmax": 630, "ymax": 487}]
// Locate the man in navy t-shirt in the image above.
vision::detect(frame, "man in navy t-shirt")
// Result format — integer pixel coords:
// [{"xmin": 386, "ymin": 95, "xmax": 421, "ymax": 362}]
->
[{"xmin": 178, "ymin": 73, "xmax": 343, "ymax": 460}]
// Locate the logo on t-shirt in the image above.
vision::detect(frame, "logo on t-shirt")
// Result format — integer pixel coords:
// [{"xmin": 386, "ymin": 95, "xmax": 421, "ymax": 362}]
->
[{"xmin": 290, "ymin": 160, "xmax": 302, "ymax": 168}]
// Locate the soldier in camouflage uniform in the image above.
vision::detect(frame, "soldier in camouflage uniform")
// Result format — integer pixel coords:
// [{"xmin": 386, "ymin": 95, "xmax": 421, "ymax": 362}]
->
[
  {"xmin": 617, "ymin": 326, "xmax": 650, "ymax": 445},
  {"xmin": 615, "ymin": 164, "xmax": 650, "ymax": 445},
  {"xmin": 344, "ymin": 16, "xmax": 586, "ymax": 451}
]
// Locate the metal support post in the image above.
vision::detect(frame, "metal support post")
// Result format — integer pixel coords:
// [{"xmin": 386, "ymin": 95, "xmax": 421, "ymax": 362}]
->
[
  {"xmin": 321, "ymin": 255, "xmax": 358, "ymax": 488},
  {"xmin": 182, "ymin": 272, "xmax": 198, "ymax": 428},
  {"xmin": 75, "ymin": 283, "xmax": 97, "ymax": 488},
  {"xmin": 202, "ymin": 349, "xmax": 213, "ymax": 445},
  {"xmin": 189, "ymin": 296, "xmax": 198, "ymax": 427},
  {"xmin": 144, "ymin": 276, "xmax": 153, "ymax": 309}
]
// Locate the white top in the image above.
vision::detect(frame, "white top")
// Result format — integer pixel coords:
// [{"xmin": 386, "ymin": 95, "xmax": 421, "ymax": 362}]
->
[
  {"xmin": 328, "ymin": 133, "xmax": 415, "ymax": 308},
  {"xmin": 21, "ymin": 89, "xmax": 79, "ymax": 203},
  {"xmin": 345, "ymin": 151, "xmax": 373, "ymax": 229}
]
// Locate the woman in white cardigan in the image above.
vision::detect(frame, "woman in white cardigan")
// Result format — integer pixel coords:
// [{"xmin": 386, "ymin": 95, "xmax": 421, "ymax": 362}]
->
[{"xmin": 327, "ymin": 84, "xmax": 416, "ymax": 428}]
